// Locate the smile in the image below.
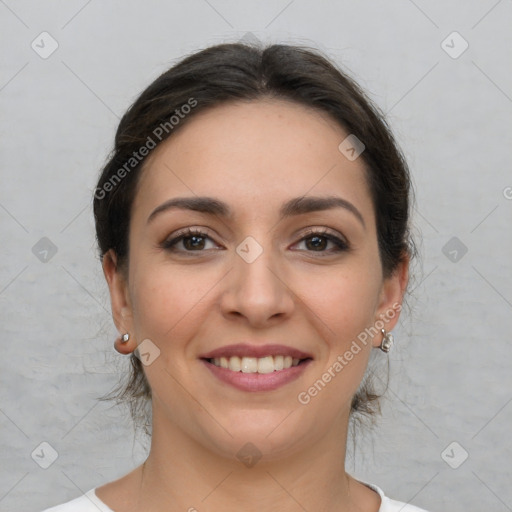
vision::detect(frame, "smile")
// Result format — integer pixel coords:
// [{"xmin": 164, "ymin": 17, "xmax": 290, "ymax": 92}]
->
[
  {"xmin": 206, "ymin": 355, "xmax": 308, "ymax": 374},
  {"xmin": 201, "ymin": 357, "xmax": 312, "ymax": 392}
]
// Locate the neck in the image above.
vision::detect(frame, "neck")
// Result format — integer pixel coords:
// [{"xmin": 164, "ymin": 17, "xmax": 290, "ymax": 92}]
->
[{"xmin": 132, "ymin": 407, "xmax": 372, "ymax": 512}]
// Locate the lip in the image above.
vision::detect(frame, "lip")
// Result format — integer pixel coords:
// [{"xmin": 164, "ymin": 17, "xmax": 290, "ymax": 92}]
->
[
  {"xmin": 201, "ymin": 358, "xmax": 313, "ymax": 392},
  {"xmin": 198, "ymin": 343, "xmax": 313, "ymax": 360}
]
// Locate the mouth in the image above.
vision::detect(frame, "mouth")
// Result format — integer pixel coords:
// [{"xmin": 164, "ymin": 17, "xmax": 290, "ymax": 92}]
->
[
  {"xmin": 200, "ymin": 352, "xmax": 313, "ymax": 392},
  {"xmin": 198, "ymin": 343, "xmax": 314, "ymax": 392},
  {"xmin": 201, "ymin": 355, "xmax": 313, "ymax": 374}
]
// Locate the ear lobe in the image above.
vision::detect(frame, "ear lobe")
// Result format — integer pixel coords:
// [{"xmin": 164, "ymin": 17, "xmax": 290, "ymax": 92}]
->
[
  {"xmin": 375, "ymin": 255, "xmax": 410, "ymax": 335},
  {"xmin": 102, "ymin": 249, "xmax": 133, "ymax": 333}
]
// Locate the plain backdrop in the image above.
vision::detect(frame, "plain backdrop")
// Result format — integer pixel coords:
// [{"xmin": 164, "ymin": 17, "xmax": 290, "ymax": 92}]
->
[{"xmin": 1, "ymin": 1, "xmax": 511, "ymax": 511}]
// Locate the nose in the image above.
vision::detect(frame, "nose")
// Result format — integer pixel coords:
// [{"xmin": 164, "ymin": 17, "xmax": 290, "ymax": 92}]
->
[{"xmin": 219, "ymin": 238, "xmax": 295, "ymax": 328}]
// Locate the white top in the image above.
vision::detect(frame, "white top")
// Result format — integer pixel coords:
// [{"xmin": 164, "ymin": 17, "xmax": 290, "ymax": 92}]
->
[{"xmin": 40, "ymin": 481, "xmax": 429, "ymax": 511}]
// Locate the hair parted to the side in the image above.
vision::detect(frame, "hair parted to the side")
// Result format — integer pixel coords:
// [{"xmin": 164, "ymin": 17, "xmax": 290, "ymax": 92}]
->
[{"xmin": 94, "ymin": 42, "xmax": 415, "ymax": 438}]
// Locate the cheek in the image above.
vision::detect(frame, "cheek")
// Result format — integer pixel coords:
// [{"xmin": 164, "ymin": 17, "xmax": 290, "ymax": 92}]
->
[
  {"xmin": 297, "ymin": 261, "xmax": 382, "ymax": 345},
  {"xmin": 331, "ymin": 277, "xmax": 379, "ymax": 339},
  {"xmin": 294, "ymin": 261, "xmax": 382, "ymax": 406},
  {"xmin": 129, "ymin": 258, "xmax": 218, "ymax": 349},
  {"xmin": 128, "ymin": 263, "xmax": 210, "ymax": 405},
  {"xmin": 294, "ymin": 272, "xmax": 380, "ymax": 414}
]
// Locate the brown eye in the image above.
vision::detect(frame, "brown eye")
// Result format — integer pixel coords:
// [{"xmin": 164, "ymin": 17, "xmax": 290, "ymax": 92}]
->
[
  {"xmin": 161, "ymin": 229, "xmax": 219, "ymax": 252},
  {"xmin": 295, "ymin": 230, "xmax": 349, "ymax": 254},
  {"xmin": 305, "ymin": 235, "xmax": 328, "ymax": 251},
  {"xmin": 181, "ymin": 234, "xmax": 207, "ymax": 250}
]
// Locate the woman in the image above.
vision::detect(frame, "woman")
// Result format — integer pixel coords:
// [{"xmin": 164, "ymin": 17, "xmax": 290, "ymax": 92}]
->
[{"xmin": 42, "ymin": 42, "xmax": 428, "ymax": 512}]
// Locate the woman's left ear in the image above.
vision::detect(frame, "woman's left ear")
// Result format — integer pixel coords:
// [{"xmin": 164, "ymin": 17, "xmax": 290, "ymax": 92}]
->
[{"xmin": 375, "ymin": 254, "xmax": 410, "ymax": 335}]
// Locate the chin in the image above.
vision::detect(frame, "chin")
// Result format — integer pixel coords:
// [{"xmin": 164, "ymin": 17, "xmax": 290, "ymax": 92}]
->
[{"xmin": 201, "ymin": 410, "xmax": 313, "ymax": 464}]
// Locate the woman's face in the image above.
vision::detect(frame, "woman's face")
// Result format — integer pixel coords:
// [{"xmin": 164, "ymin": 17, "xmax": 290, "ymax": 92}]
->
[{"xmin": 105, "ymin": 99, "xmax": 407, "ymax": 461}]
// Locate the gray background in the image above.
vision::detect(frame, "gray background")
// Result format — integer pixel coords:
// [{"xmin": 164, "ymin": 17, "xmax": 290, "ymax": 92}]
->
[{"xmin": 1, "ymin": 1, "xmax": 511, "ymax": 511}]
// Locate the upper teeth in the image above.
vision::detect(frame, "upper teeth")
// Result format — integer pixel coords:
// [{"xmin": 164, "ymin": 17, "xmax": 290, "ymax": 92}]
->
[{"xmin": 210, "ymin": 355, "xmax": 301, "ymax": 373}]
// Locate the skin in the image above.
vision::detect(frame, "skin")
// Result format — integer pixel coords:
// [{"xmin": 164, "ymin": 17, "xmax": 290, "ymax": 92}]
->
[{"xmin": 99, "ymin": 99, "xmax": 409, "ymax": 512}]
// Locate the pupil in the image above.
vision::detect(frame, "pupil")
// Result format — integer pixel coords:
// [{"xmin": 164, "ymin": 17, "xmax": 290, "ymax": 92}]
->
[
  {"xmin": 185, "ymin": 236, "xmax": 204, "ymax": 250},
  {"xmin": 307, "ymin": 236, "xmax": 326, "ymax": 251}
]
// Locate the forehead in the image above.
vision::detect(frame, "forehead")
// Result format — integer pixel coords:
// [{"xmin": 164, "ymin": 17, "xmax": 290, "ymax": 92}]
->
[{"xmin": 133, "ymin": 99, "xmax": 373, "ymax": 222}]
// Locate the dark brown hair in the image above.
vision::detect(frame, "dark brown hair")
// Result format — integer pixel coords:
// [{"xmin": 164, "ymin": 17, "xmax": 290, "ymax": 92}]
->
[{"xmin": 94, "ymin": 43, "xmax": 414, "ymax": 436}]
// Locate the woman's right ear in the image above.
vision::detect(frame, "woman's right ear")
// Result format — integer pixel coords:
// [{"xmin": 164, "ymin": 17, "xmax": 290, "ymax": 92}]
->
[{"xmin": 102, "ymin": 249, "xmax": 133, "ymax": 334}]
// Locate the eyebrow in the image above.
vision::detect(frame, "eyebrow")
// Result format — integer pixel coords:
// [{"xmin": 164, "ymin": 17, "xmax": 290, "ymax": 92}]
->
[{"xmin": 147, "ymin": 195, "xmax": 365, "ymax": 228}]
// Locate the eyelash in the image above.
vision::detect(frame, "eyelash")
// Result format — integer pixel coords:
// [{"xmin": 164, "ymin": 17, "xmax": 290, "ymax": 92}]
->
[{"xmin": 160, "ymin": 227, "xmax": 349, "ymax": 256}]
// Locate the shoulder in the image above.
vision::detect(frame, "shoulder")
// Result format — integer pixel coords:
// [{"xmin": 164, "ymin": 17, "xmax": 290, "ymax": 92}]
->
[
  {"xmin": 40, "ymin": 488, "xmax": 114, "ymax": 512},
  {"xmin": 361, "ymin": 481, "xmax": 430, "ymax": 512}
]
